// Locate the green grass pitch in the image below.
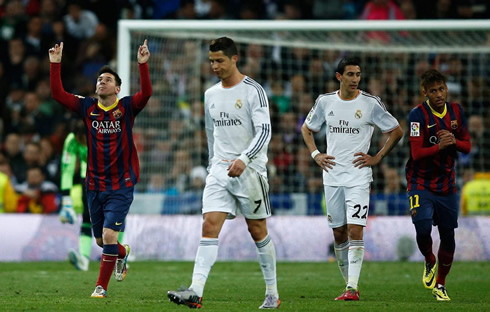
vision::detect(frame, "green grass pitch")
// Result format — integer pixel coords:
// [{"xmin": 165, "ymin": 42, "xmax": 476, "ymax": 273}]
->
[{"xmin": 0, "ymin": 261, "xmax": 488, "ymax": 311}]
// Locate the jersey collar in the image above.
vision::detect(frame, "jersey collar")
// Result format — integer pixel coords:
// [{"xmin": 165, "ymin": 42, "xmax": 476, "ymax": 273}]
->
[
  {"xmin": 426, "ymin": 100, "xmax": 446, "ymax": 119},
  {"xmin": 98, "ymin": 98, "xmax": 119, "ymax": 112}
]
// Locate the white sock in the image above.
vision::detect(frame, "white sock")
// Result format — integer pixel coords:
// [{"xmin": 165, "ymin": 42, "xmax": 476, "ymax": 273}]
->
[
  {"xmin": 256, "ymin": 235, "xmax": 278, "ymax": 297},
  {"xmin": 347, "ymin": 240, "xmax": 364, "ymax": 290},
  {"xmin": 190, "ymin": 238, "xmax": 219, "ymax": 297},
  {"xmin": 334, "ymin": 240, "xmax": 350, "ymax": 285}
]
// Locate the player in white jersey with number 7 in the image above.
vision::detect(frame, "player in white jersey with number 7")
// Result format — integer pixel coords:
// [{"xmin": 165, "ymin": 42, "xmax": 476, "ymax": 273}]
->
[
  {"xmin": 302, "ymin": 57, "xmax": 403, "ymax": 301},
  {"xmin": 167, "ymin": 37, "xmax": 279, "ymax": 309}
]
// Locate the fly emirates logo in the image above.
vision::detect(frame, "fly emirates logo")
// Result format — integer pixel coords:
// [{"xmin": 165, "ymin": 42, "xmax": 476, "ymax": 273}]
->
[
  {"xmin": 213, "ymin": 112, "xmax": 242, "ymax": 127},
  {"xmin": 329, "ymin": 120, "xmax": 360, "ymax": 134},
  {"xmin": 91, "ymin": 120, "xmax": 122, "ymax": 134}
]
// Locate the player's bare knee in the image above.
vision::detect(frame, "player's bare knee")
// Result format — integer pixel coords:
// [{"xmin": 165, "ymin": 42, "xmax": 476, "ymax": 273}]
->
[
  {"xmin": 247, "ymin": 219, "xmax": 268, "ymax": 241},
  {"xmin": 348, "ymin": 224, "xmax": 364, "ymax": 240},
  {"xmin": 333, "ymin": 225, "xmax": 348, "ymax": 243}
]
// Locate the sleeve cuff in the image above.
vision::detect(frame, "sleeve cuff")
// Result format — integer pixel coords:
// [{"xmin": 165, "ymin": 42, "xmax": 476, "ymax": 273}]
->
[{"xmin": 238, "ymin": 154, "xmax": 250, "ymax": 166}]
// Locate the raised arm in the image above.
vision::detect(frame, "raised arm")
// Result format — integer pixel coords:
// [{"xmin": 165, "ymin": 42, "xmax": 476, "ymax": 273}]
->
[
  {"xmin": 49, "ymin": 42, "xmax": 81, "ymax": 112},
  {"xmin": 132, "ymin": 39, "xmax": 152, "ymax": 111}
]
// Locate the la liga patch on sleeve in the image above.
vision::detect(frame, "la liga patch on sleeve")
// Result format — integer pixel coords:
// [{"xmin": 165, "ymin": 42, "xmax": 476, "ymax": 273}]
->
[{"xmin": 410, "ymin": 122, "xmax": 420, "ymax": 137}]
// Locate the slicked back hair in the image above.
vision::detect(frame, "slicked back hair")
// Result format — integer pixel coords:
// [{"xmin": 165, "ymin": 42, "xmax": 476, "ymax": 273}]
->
[
  {"xmin": 420, "ymin": 69, "xmax": 447, "ymax": 91},
  {"xmin": 97, "ymin": 66, "xmax": 122, "ymax": 86},
  {"xmin": 209, "ymin": 37, "xmax": 238, "ymax": 59},
  {"xmin": 336, "ymin": 57, "xmax": 361, "ymax": 75}
]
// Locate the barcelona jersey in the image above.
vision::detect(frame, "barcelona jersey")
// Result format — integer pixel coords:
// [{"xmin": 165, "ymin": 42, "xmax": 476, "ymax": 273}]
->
[
  {"xmin": 405, "ymin": 100, "xmax": 471, "ymax": 194},
  {"xmin": 51, "ymin": 63, "xmax": 152, "ymax": 191}
]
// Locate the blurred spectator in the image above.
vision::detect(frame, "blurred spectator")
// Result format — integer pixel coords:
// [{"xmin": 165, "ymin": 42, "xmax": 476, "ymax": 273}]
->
[
  {"xmin": 0, "ymin": 157, "xmax": 18, "ymax": 213},
  {"xmin": 2, "ymin": 132, "xmax": 23, "ymax": 185},
  {"xmin": 75, "ymin": 23, "xmax": 116, "ymax": 80},
  {"xmin": 360, "ymin": 0, "xmax": 405, "ymax": 43},
  {"xmin": 22, "ymin": 56, "xmax": 42, "ymax": 91},
  {"xmin": 63, "ymin": 1, "xmax": 98, "ymax": 40},
  {"xmin": 146, "ymin": 173, "xmax": 178, "ymax": 195},
  {"xmin": 0, "ymin": 0, "xmax": 26, "ymax": 41},
  {"xmin": 21, "ymin": 91, "xmax": 53, "ymax": 136},
  {"xmin": 15, "ymin": 165, "xmax": 58, "ymax": 213},
  {"xmin": 39, "ymin": 136, "xmax": 60, "ymax": 185},
  {"xmin": 190, "ymin": 165, "xmax": 207, "ymax": 191},
  {"xmin": 371, "ymin": 167, "xmax": 409, "ymax": 215},
  {"xmin": 459, "ymin": 114, "xmax": 490, "ymax": 172},
  {"xmin": 455, "ymin": 0, "xmax": 490, "ymax": 19},
  {"xmin": 23, "ymin": 14, "xmax": 49, "ymax": 58},
  {"xmin": 460, "ymin": 172, "xmax": 490, "ymax": 216},
  {"xmin": 178, "ymin": 0, "xmax": 197, "ymax": 19},
  {"xmin": 6, "ymin": 38, "xmax": 26, "ymax": 85},
  {"xmin": 360, "ymin": 0, "xmax": 405, "ymax": 20}
]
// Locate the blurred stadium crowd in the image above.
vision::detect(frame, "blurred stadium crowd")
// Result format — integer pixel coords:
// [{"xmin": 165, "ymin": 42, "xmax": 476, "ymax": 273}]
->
[{"xmin": 0, "ymin": 0, "xmax": 489, "ymax": 215}]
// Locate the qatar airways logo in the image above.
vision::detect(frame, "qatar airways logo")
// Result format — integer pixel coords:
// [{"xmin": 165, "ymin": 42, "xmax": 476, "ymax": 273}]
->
[
  {"xmin": 213, "ymin": 112, "xmax": 242, "ymax": 127},
  {"xmin": 329, "ymin": 120, "xmax": 360, "ymax": 134},
  {"xmin": 91, "ymin": 120, "xmax": 122, "ymax": 134}
]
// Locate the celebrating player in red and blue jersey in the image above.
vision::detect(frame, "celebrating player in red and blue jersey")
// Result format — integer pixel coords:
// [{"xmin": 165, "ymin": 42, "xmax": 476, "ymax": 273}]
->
[
  {"xmin": 405, "ymin": 69, "xmax": 470, "ymax": 301},
  {"xmin": 49, "ymin": 40, "xmax": 152, "ymax": 298}
]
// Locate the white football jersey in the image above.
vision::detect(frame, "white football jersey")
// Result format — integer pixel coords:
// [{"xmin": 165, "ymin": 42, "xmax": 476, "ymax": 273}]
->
[
  {"xmin": 204, "ymin": 76, "xmax": 271, "ymax": 173},
  {"xmin": 305, "ymin": 90, "xmax": 399, "ymax": 187}
]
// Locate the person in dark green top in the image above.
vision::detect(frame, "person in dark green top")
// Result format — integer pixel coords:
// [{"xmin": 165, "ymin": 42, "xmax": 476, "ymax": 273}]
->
[{"xmin": 60, "ymin": 120, "xmax": 127, "ymax": 271}]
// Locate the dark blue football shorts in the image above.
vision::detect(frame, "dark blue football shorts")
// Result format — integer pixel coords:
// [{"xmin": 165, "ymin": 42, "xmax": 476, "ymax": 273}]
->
[
  {"xmin": 87, "ymin": 186, "xmax": 134, "ymax": 238},
  {"xmin": 407, "ymin": 189, "xmax": 458, "ymax": 229}
]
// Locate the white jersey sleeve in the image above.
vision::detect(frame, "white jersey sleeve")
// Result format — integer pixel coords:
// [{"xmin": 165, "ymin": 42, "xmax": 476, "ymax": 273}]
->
[
  {"xmin": 204, "ymin": 95, "xmax": 215, "ymax": 172},
  {"xmin": 369, "ymin": 96, "xmax": 399, "ymax": 133},
  {"xmin": 305, "ymin": 95, "xmax": 327, "ymax": 132},
  {"xmin": 238, "ymin": 78, "xmax": 271, "ymax": 166}
]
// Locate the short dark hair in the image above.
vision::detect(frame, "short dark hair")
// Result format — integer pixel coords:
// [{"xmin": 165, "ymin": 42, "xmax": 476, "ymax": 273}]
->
[
  {"xmin": 420, "ymin": 69, "xmax": 446, "ymax": 90},
  {"xmin": 209, "ymin": 37, "xmax": 238, "ymax": 59},
  {"xmin": 336, "ymin": 57, "xmax": 361, "ymax": 75},
  {"xmin": 97, "ymin": 66, "xmax": 122, "ymax": 86}
]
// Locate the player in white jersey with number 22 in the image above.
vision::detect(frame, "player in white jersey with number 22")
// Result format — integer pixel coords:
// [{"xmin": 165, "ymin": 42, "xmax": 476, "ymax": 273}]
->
[
  {"xmin": 302, "ymin": 57, "xmax": 403, "ymax": 301},
  {"xmin": 168, "ymin": 37, "xmax": 279, "ymax": 310}
]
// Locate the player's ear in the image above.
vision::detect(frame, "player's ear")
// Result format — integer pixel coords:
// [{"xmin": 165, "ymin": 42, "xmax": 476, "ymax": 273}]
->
[
  {"xmin": 335, "ymin": 72, "xmax": 341, "ymax": 82},
  {"xmin": 232, "ymin": 54, "xmax": 238, "ymax": 64},
  {"xmin": 115, "ymin": 86, "xmax": 120, "ymax": 95}
]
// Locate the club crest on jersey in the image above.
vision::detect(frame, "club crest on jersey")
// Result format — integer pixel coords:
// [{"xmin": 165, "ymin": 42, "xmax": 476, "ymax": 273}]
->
[
  {"xmin": 327, "ymin": 214, "xmax": 333, "ymax": 223},
  {"xmin": 235, "ymin": 99, "xmax": 243, "ymax": 109},
  {"xmin": 355, "ymin": 110, "xmax": 362, "ymax": 119},
  {"xmin": 451, "ymin": 120, "xmax": 458, "ymax": 129},
  {"xmin": 112, "ymin": 109, "xmax": 122, "ymax": 119},
  {"xmin": 410, "ymin": 122, "xmax": 420, "ymax": 137},
  {"xmin": 411, "ymin": 208, "xmax": 417, "ymax": 217}
]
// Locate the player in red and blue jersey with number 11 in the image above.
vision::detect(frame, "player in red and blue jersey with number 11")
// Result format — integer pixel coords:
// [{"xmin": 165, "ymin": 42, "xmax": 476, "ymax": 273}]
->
[
  {"xmin": 49, "ymin": 40, "xmax": 152, "ymax": 298},
  {"xmin": 405, "ymin": 69, "xmax": 470, "ymax": 301}
]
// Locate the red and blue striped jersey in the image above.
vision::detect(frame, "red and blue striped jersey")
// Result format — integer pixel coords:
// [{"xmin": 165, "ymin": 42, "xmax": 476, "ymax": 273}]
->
[
  {"xmin": 405, "ymin": 101, "xmax": 471, "ymax": 194},
  {"xmin": 50, "ymin": 63, "xmax": 152, "ymax": 191}
]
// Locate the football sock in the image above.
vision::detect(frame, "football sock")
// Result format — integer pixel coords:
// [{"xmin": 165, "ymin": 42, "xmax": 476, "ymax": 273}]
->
[
  {"xmin": 190, "ymin": 238, "xmax": 219, "ymax": 297},
  {"xmin": 96, "ymin": 244, "xmax": 118, "ymax": 290},
  {"xmin": 436, "ymin": 248, "xmax": 453, "ymax": 286},
  {"xmin": 117, "ymin": 241, "xmax": 127, "ymax": 259},
  {"xmin": 436, "ymin": 227, "xmax": 455, "ymax": 285},
  {"xmin": 334, "ymin": 240, "xmax": 349, "ymax": 284},
  {"xmin": 255, "ymin": 235, "xmax": 278, "ymax": 297},
  {"xmin": 347, "ymin": 240, "xmax": 364, "ymax": 290}
]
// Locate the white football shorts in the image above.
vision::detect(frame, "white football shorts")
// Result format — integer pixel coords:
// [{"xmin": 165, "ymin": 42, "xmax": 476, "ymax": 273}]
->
[
  {"xmin": 324, "ymin": 183, "xmax": 370, "ymax": 228},
  {"xmin": 202, "ymin": 161, "xmax": 271, "ymax": 219}
]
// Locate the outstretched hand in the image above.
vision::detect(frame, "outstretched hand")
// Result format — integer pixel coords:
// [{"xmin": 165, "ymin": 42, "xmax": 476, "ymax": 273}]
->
[
  {"xmin": 138, "ymin": 39, "xmax": 150, "ymax": 64},
  {"xmin": 48, "ymin": 42, "xmax": 63, "ymax": 63}
]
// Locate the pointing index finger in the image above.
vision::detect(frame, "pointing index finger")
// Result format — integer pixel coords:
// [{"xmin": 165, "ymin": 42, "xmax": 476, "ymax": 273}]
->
[{"xmin": 143, "ymin": 39, "xmax": 148, "ymax": 46}]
